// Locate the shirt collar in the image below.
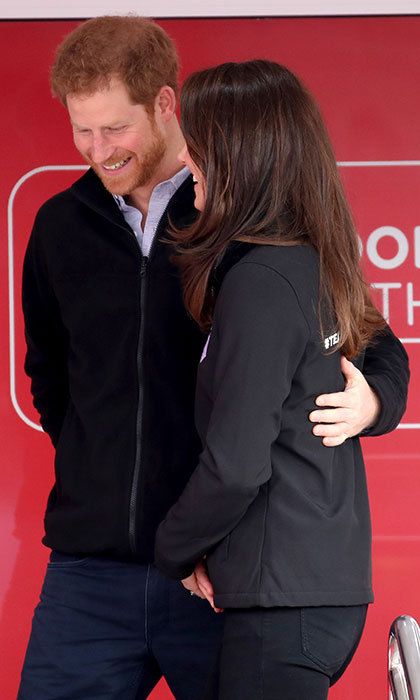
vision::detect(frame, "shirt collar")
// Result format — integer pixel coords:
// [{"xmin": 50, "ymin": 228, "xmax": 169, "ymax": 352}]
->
[{"xmin": 113, "ymin": 166, "xmax": 190, "ymax": 212}]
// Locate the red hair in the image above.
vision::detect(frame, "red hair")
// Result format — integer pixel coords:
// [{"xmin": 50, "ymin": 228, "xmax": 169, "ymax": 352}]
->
[{"xmin": 51, "ymin": 15, "xmax": 179, "ymax": 107}]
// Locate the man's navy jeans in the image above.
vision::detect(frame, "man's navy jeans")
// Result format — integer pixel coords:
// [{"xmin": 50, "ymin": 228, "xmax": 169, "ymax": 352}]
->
[{"xmin": 18, "ymin": 552, "xmax": 224, "ymax": 699}]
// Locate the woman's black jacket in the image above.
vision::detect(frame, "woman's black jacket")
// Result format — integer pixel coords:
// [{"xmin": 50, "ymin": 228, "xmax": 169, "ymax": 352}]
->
[{"xmin": 155, "ymin": 243, "xmax": 409, "ymax": 607}]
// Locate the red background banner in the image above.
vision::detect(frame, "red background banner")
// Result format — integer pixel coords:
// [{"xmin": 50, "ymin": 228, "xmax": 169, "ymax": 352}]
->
[{"xmin": 1, "ymin": 17, "xmax": 419, "ymax": 699}]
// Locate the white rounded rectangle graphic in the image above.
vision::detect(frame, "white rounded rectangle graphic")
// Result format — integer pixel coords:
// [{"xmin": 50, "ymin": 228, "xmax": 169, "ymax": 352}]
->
[{"xmin": 8, "ymin": 163, "xmax": 418, "ymax": 429}]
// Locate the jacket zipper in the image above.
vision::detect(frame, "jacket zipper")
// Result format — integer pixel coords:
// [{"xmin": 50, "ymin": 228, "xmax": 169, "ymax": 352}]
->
[
  {"xmin": 129, "ymin": 254, "xmax": 148, "ymax": 553},
  {"xmin": 127, "ymin": 207, "xmax": 172, "ymax": 555}
]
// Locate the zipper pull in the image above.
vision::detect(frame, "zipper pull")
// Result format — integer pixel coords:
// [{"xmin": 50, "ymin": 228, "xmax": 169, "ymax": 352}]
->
[{"xmin": 141, "ymin": 256, "xmax": 148, "ymax": 276}]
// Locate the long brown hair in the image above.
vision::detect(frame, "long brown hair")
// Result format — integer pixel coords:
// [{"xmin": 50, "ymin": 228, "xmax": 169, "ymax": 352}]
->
[{"xmin": 174, "ymin": 60, "xmax": 385, "ymax": 357}]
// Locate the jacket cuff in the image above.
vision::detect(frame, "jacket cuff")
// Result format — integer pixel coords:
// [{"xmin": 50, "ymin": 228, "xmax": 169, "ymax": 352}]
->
[
  {"xmin": 154, "ymin": 555, "xmax": 195, "ymax": 581},
  {"xmin": 362, "ymin": 373, "xmax": 405, "ymax": 436}
]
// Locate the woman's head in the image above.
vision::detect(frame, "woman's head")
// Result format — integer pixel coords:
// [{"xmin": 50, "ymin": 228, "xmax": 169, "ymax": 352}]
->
[
  {"xmin": 175, "ymin": 60, "xmax": 384, "ymax": 353},
  {"xmin": 179, "ymin": 60, "xmax": 338, "ymax": 241}
]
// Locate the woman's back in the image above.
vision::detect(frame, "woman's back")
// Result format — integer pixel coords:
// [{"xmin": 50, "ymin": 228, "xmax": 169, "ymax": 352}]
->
[{"xmin": 192, "ymin": 241, "xmax": 373, "ymax": 608}]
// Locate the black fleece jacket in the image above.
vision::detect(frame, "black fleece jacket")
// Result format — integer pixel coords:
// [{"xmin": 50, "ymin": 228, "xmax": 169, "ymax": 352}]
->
[
  {"xmin": 22, "ymin": 171, "xmax": 409, "ymax": 562},
  {"xmin": 22, "ymin": 169, "xmax": 204, "ymax": 560},
  {"xmin": 155, "ymin": 243, "xmax": 409, "ymax": 607}
]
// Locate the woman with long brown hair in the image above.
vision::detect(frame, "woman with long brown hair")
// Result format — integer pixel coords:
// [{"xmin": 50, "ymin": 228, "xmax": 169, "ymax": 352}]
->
[{"xmin": 155, "ymin": 60, "xmax": 388, "ymax": 698}]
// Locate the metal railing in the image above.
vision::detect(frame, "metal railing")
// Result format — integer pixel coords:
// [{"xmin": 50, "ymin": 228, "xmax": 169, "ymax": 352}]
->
[{"xmin": 389, "ymin": 615, "xmax": 420, "ymax": 699}]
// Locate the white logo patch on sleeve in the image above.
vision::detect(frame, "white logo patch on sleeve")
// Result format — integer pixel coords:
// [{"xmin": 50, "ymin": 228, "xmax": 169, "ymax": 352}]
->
[{"xmin": 324, "ymin": 332, "xmax": 340, "ymax": 350}]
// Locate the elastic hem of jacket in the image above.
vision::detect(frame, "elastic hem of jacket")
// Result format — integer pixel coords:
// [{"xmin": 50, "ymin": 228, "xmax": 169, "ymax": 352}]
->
[{"xmin": 213, "ymin": 589, "xmax": 374, "ymax": 608}]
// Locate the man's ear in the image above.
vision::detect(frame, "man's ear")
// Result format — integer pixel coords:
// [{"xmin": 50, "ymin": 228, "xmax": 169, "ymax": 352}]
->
[{"xmin": 155, "ymin": 86, "xmax": 177, "ymax": 123}]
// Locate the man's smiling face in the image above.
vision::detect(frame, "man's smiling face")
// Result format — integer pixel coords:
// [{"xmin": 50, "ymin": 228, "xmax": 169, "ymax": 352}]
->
[{"xmin": 67, "ymin": 77, "xmax": 166, "ymax": 196}]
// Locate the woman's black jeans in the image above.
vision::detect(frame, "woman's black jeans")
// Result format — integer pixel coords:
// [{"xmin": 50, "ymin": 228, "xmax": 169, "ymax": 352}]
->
[{"xmin": 218, "ymin": 604, "xmax": 368, "ymax": 699}]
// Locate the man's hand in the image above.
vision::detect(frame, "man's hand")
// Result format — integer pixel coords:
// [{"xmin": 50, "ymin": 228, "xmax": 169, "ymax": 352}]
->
[
  {"xmin": 182, "ymin": 560, "xmax": 223, "ymax": 612},
  {"xmin": 309, "ymin": 356, "xmax": 381, "ymax": 447}
]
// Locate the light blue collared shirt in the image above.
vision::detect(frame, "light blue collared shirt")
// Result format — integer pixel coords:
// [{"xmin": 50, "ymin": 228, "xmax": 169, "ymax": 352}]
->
[{"xmin": 114, "ymin": 166, "xmax": 190, "ymax": 256}]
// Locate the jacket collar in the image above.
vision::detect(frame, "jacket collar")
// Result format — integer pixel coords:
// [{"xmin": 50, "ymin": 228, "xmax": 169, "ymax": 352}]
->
[{"xmin": 70, "ymin": 167, "xmax": 197, "ymax": 232}]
